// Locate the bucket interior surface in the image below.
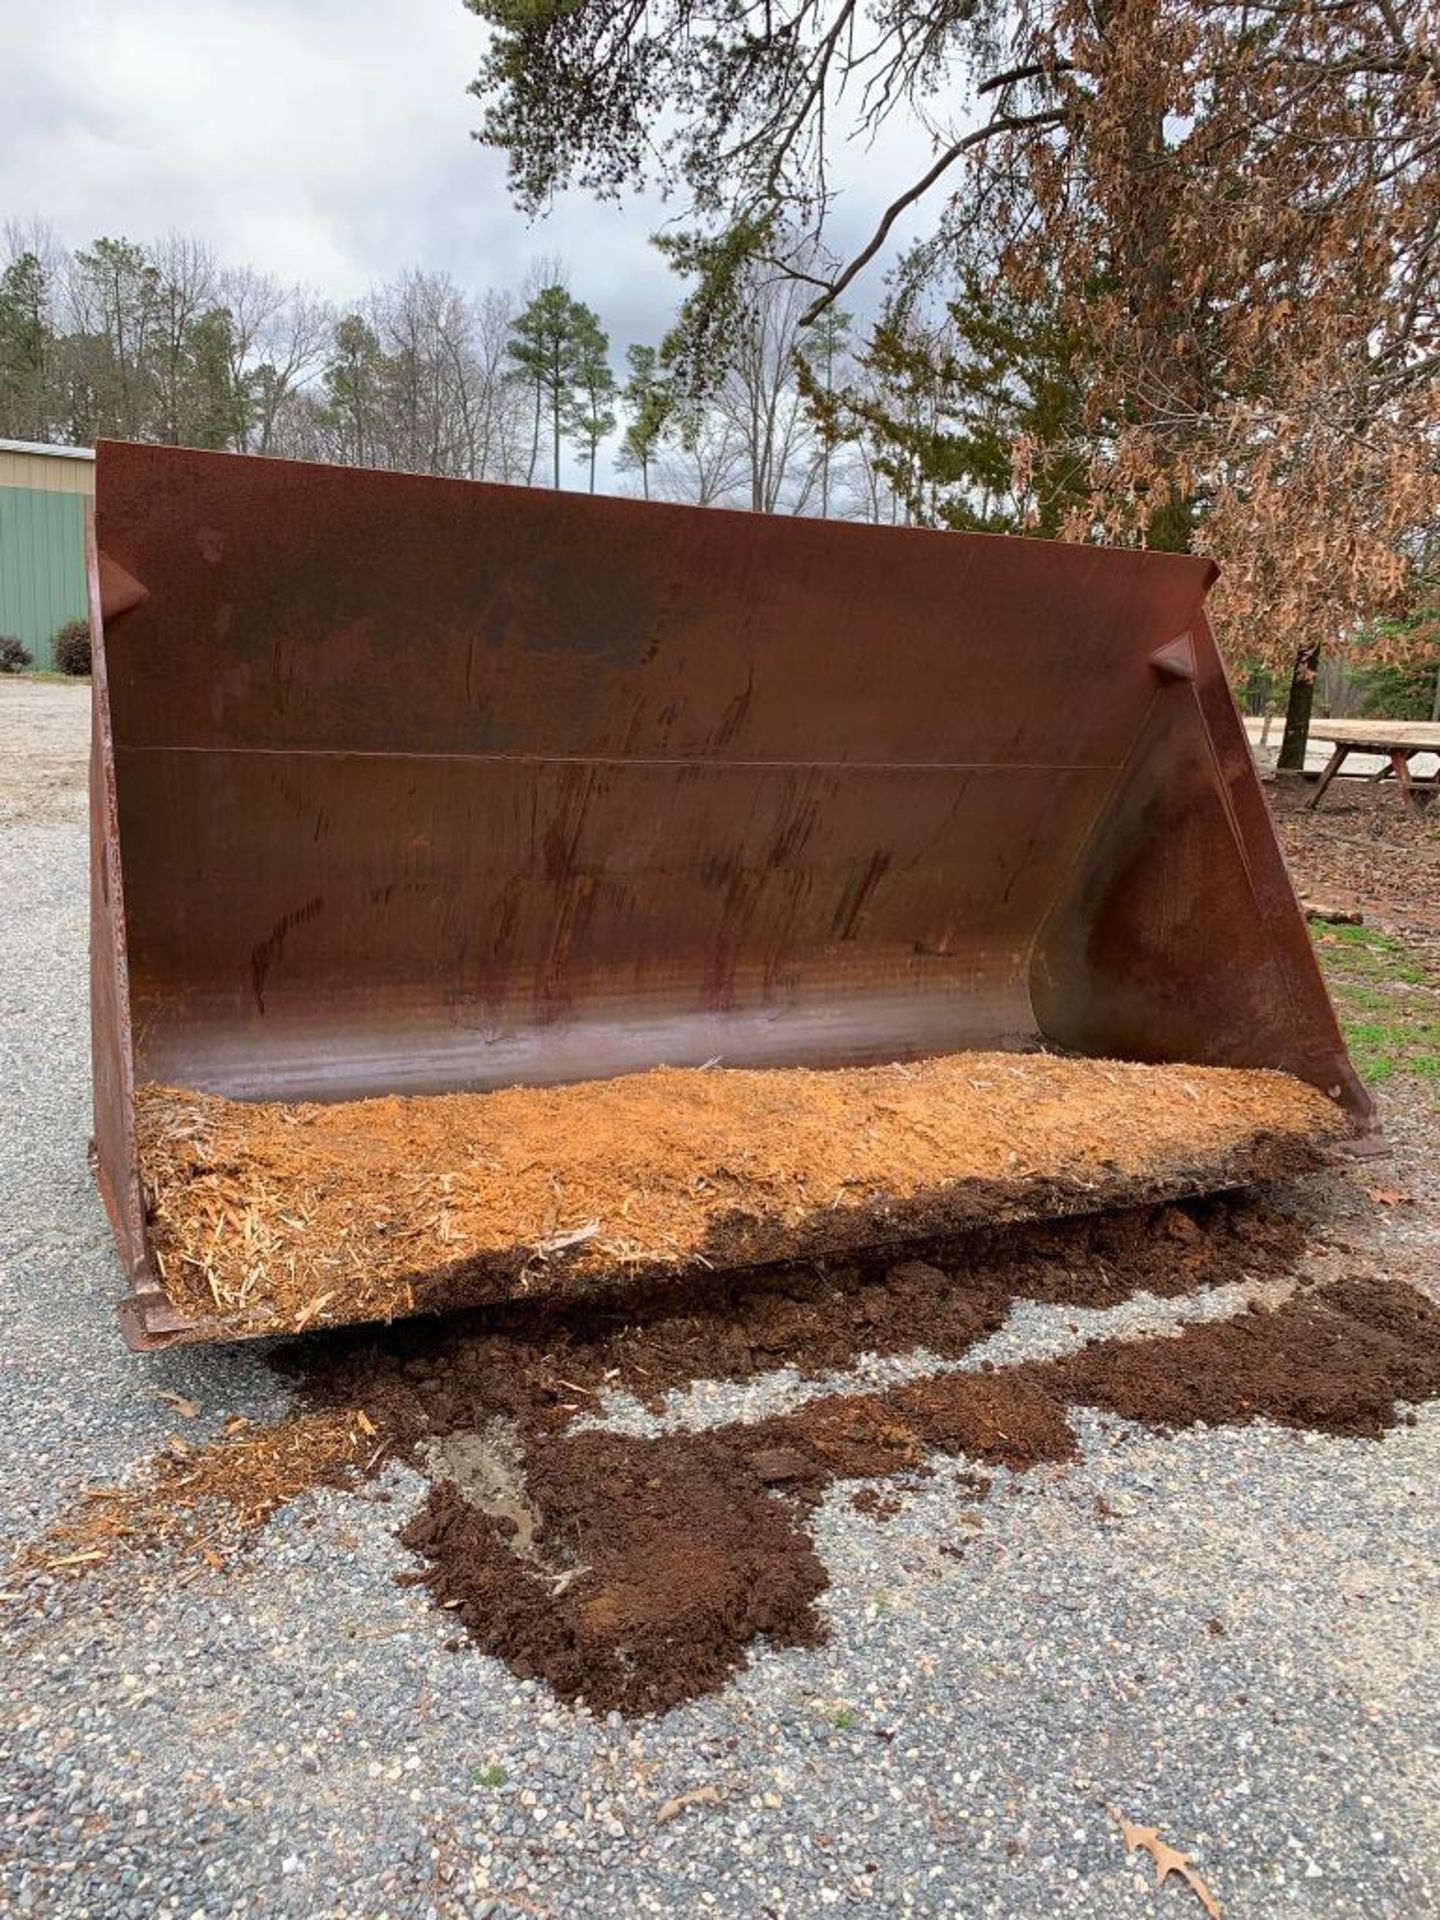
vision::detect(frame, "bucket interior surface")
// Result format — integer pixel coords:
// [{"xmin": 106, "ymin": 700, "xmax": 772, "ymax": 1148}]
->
[{"xmin": 97, "ymin": 445, "xmax": 1213, "ymax": 1103}]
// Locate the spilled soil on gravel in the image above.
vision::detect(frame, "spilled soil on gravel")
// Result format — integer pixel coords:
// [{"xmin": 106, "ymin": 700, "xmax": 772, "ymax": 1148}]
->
[
  {"xmin": 24, "ymin": 1197, "xmax": 1440, "ymax": 1718},
  {"xmin": 377, "ymin": 1271, "xmax": 1440, "ymax": 1715},
  {"xmin": 276, "ymin": 1195, "xmax": 1306, "ymax": 1424},
  {"xmin": 267, "ymin": 1196, "xmax": 1440, "ymax": 1716}
]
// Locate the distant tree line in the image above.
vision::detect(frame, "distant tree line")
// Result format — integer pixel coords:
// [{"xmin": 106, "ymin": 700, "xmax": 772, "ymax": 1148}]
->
[
  {"xmin": 2, "ymin": 211, "xmax": 1433, "ymax": 720},
  {"xmin": 0, "ymin": 221, "xmax": 910, "ymax": 520}
]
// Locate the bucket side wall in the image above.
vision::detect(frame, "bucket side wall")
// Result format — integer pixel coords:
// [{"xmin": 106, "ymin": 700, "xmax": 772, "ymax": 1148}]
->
[{"xmin": 1030, "ymin": 615, "xmax": 1374, "ymax": 1129}]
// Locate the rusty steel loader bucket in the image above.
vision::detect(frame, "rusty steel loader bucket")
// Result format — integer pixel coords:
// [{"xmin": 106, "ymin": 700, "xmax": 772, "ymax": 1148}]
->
[{"xmin": 88, "ymin": 441, "xmax": 1373, "ymax": 1347}]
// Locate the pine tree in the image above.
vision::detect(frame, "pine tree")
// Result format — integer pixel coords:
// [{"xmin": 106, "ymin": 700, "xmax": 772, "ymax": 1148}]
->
[
  {"xmin": 70, "ymin": 238, "xmax": 162, "ymax": 440},
  {"xmin": 616, "ymin": 345, "xmax": 674, "ymax": 500},
  {"xmin": 505, "ymin": 285, "xmax": 601, "ymax": 489},
  {"xmin": 809, "ymin": 242, "xmax": 1091, "ymax": 538},
  {"xmin": 566, "ymin": 306, "xmax": 617, "ymax": 493},
  {"xmin": 319, "ymin": 315, "xmax": 390, "ymax": 467},
  {"xmin": 181, "ymin": 308, "xmax": 248, "ymax": 451},
  {"xmin": 799, "ymin": 309, "xmax": 851, "ymax": 520},
  {"xmin": 0, "ymin": 252, "xmax": 54, "ymax": 442}
]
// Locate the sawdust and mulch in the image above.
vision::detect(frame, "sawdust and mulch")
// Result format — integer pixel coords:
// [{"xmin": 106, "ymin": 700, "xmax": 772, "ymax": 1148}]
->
[
  {"xmin": 17, "ymin": 1411, "xmax": 376, "ymax": 1582},
  {"xmin": 135, "ymin": 1053, "xmax": 1345, "ymax": 1335}
]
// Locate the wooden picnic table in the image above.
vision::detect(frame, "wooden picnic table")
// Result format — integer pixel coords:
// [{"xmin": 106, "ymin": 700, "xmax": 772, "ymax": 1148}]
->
[{"xmin": 1306, "ymin": 719, "xmax": 1440, "ymax": 816}]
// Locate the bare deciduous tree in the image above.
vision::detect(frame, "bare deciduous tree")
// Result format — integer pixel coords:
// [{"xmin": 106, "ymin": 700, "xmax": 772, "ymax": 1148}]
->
[
  {"xmin": 715, "ymin": 268, "xmax": 824, "ymax": 514},
  {"xmin": 220, "ymin": 267, "xmax": 333, "ymax": 455}
]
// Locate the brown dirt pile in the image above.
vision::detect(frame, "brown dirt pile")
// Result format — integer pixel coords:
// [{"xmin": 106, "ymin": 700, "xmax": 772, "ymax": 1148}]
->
[
  {"xmin": 391, "ymin": 1274, "xmax": 1440, "ymax": 1712},
  {"xmin": 23, "ymin": 1197, "xmax": 1275, "ymax": 1591},
  {"xmin": 281, "ymin": 1195, "xmax": 1305, "ymax": 1431},
  {"xmin": 400, "ymin": 1432, "xmax": 833, "ymax": 1715},
  {"xmin": 20, "ymin": 1184, "xmax": 1440, "ymax": 1716},
  {"xmin": 395, "ymin": 1273, "xmax": 1440, "ymax": 1714},
  {"xmin": 135, "ymin": 1053, "xmax": 1343, "ymax": 1334},
  {"xmin": 1053, "ymin": 1269, "xmax": 1440, "ymax": 1439},
  {"xmin": 400, "ymin": 1366, "xmax": 1078, "ymax": 1716}
]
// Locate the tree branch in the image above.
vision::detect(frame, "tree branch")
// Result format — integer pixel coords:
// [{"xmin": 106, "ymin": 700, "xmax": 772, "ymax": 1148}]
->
[
  {"xmin": 799, "ymin": 108, "xmax": 1070, "ymax": 324},
  {"xmin": 976, "ymin": 59, "xmax": 1076, "ymax": 95}
]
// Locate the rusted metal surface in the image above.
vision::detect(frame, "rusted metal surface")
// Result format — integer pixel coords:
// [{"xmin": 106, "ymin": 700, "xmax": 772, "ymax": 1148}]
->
[
  {"xmin": 1032, "ymin": 613, "xmax": 1377, "ymax": 1117},
  {"xmin": 86, "ymin": 505, "xmax": 181, "ymax": 1345},
  {"xmin": 88, "ymin": 440, "xmax": 1374, "ymax": 1348}
]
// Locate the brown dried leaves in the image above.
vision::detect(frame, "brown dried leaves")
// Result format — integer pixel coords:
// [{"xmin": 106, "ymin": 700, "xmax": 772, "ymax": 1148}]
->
[{"xmin": 1115, "ymin": 1810, "xmax": 1221, "ymax": 1918}]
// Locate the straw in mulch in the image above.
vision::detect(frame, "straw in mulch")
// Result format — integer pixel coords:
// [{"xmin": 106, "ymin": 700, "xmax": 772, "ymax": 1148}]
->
[
  {"xmin": 133, "ymin": 1052, "xmax": 1347, "ymax": 1336},
  {"xmin": 16, "ymin": 1410, "xmax": 376, "ymax": 1581}
]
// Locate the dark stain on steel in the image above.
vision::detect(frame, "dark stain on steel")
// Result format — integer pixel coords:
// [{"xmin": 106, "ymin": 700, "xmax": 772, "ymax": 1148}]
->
[
  {"xmin": 831, "ymin": 851, "xmax": 892, "ymax": 943},
  {"xmin": 250, "ymin": 896, "xmax": 324, "ymax": 1016},
  {"xmin": 270, "ymin": 635, "xmax": 295, "ymax": 715},
  {"xmin": 713, "ymin": 666, "xmax": 756, "ymax": 749},
  {"xmin": 542, "ymin": 765, "xmax": 599, "ymax": 884},
  {"xmin": 768, "ymin": 778, "xmax": 824, "ymax": 868}
]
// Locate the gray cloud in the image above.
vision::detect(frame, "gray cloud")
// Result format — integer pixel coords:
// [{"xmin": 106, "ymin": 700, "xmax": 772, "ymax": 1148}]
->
[{"xmin": 2, "ymin": 0, "xmax": 943, "ymax": 351}]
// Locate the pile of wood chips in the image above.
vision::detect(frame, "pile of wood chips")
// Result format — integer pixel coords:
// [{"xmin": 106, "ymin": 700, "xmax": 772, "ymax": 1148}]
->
[
  {"xmin": 16, "ymin": 1410, "xmax": 376, "ymax": 1580},
  {"xmin": 134, "ymin": 1052, "xmax": 1347, "ymax": 1337}
]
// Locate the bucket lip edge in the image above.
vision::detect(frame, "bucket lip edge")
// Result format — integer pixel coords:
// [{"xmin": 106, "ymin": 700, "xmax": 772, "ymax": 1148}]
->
[{"xmin": 91, "ymin": 436, "xmax": 1219, "ymax": 587}]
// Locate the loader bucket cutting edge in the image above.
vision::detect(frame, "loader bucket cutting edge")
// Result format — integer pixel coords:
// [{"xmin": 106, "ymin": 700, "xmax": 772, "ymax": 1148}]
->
[{"xmin": 86, "ymin": 441, "xmax": 1375, "ymax": 1349}]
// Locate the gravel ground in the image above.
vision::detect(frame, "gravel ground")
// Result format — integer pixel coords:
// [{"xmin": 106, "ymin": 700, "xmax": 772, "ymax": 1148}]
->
[
  {"xmin": 2, "ymin": 678, "xmax": 1438, "ymax": 1919},
  {"xmin": 578, "ymin": 1264, "xmax": 1325, "ymax": 1441}
]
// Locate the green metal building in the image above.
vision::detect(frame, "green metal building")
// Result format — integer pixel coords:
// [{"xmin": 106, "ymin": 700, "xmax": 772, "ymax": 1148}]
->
[{"xmin": 0, "ymin": 439, "xmax": 95, "ymax": 671}]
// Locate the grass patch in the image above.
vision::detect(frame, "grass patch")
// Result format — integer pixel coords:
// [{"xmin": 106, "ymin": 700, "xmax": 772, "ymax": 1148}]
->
[
  {"xmin": 1317, "ymin": 922, "xmax": 1426, "ymax": 982},
  {"xmin": 1313, "ymin": 925, "xmax": 1440, "ymax": 1085}
]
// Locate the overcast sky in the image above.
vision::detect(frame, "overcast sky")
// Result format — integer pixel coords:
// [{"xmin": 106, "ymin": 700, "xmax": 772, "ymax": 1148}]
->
[{"xmin": 1, "ymin": 0, "xmax": 941, "ymax": 354}]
